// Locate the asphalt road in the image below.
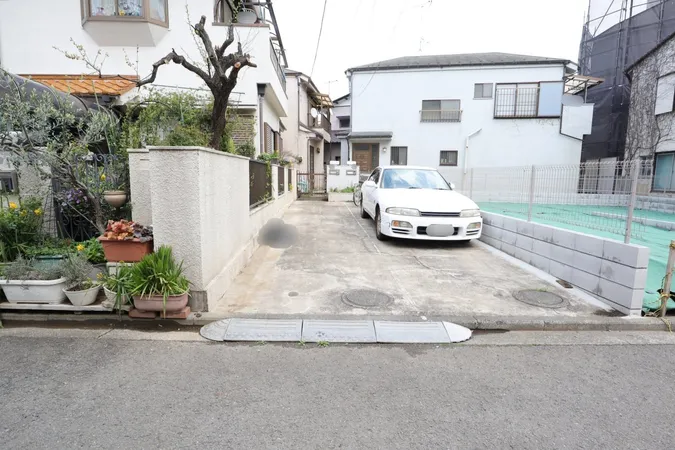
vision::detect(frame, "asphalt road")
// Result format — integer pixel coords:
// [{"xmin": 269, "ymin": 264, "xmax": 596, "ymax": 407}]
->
[{"xmin": 1, "ymin": 332, "xmax": 674, "ymax": 449}]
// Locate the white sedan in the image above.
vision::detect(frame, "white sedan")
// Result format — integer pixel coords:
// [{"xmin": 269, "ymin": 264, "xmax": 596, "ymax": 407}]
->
[{"xmin": 360, "ymin": 166, "xmax": 482, "ymax": 241}]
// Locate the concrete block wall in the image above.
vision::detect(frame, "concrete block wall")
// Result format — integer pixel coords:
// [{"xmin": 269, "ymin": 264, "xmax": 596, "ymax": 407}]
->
[{"xmin": 480, "ymin": 212, "xmax": 649, "ymax": 315}]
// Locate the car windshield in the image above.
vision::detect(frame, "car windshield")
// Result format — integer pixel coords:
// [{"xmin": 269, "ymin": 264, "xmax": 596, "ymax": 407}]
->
[{"xmin": 381, "ymin": 169, "xmax": 451, "ymax": 190}]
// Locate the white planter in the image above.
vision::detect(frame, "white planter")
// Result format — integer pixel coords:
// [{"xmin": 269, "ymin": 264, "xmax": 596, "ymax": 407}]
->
[
  {"xmin": 102, "ymin": 286, "xmax": 130, "ymax": 311},
  {"xmin": 0, "ymin": 278, "xmax": 68, "ymax": 304},
  {"xmin": 63, "ymin": 285, "xmax": 101, "ymax": 306}
]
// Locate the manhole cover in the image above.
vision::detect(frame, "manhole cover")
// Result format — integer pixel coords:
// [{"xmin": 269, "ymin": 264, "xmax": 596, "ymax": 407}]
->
[
  {"xmin": 513, "ymin": 290, "xmax": 566, "ymax": 309},
  {"xmin": 341, "ymin": 289, "xmax": 393, "ymax": 308}
]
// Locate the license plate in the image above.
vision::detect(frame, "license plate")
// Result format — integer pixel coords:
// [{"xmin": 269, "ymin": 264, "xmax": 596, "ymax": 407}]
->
[{"xmin": 426, "ymin": 224, "xmax": 455, "ymax": 237}]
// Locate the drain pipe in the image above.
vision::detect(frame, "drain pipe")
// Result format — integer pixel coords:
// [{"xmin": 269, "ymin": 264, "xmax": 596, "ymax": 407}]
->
[{"xmin": 463, "ymin": 128, "xmax": 481, "ymax": 191}]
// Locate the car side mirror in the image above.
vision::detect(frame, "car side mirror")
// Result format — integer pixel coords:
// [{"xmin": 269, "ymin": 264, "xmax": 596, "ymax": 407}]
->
[
  {"xmin": 450, "ymin": 182, "xmax": 456, "ymax": 190},
  {"xmin": 363, "ymin": 180, "xmax": 375, "ymax": 187}
]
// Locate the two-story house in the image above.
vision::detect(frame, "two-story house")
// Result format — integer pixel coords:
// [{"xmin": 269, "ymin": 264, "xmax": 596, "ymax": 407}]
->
[
  {"xmin": 281, "ymin": 69, "xmax": 332, "ymax": 175},
  {"xmin": 346, "ymin": 52, "xmax": 597, "ymax": 189},
  {"xmin": 328, "ymin": 93, "xmax": 350, "ymax": 164},
  {"xmin": 0, "ymin": 0, "xmax": 288, "ymax": 156}
]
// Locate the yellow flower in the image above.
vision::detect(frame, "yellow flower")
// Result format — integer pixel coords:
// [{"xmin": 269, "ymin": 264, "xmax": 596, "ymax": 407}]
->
[
  {"xmin": 34, "ymin": 208, "xmax": 42, "ymax": 216},
  {"xmin": 8, "ymin": 202, "xmax": 17, "ymax": 209},
  {"xmin": 20, "ymin": 210, "xmax": 27, "ymax": 216},
  {"xmin": 76, "ymin": 244, "xmax": 85, "ymax": 252},
  {"xmin": 100, "ymin": 174, "xmax": 107, "ymax": 181}
]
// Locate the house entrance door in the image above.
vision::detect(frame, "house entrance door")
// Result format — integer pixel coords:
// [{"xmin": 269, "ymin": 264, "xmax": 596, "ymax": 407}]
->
[{"xmin": 352, "ymin": 143, "xmax": 379, "ymax": 173}]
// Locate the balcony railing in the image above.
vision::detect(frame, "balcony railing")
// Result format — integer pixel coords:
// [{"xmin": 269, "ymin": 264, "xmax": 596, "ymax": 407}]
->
[
  {"xmin": 270, "ymin": 44, "xmax": 286, "ymax": 93},
  {"xmin": 420, "ymin": 110, "xmax": 462, "ymax": 122},
  {"xmin": 308, "ymin": 112, "xmax": 331, "ymax": 133}
]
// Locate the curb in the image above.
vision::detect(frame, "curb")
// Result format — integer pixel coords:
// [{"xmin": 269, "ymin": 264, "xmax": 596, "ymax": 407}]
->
[{"xmin": 1, "ymin": 311, "xmax": 671, "ymax": 332}]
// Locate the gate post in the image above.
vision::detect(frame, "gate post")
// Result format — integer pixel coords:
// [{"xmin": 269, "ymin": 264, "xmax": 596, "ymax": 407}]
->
[{"xmin": 624, "ymin": 159, "xmax": 639, "ymax": 244}]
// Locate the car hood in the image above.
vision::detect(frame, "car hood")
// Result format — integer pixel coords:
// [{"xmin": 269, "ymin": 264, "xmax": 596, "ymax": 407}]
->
[{"xmin": 378, "ymin": 189, "xmax": 479, "ymax": 213}]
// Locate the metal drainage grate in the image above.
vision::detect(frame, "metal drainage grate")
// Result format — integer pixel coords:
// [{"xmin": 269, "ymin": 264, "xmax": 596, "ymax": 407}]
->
[
  {"xmin": 341, "ymin": 289, "xmax": 393, "ymax": 308},
  {"xmin": 513, "ymin": 290, "xmax": 566, "ymax": 309}
]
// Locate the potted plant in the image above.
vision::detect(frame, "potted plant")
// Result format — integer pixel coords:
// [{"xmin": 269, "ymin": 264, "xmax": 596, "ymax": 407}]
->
[
  {"xmin": 61, "ymin": 254, "xmax": 101, "ymax": 306},
  {"xmin": 128, "ymin": 246, "xmax": 190, "ymax": 314},
  {"xmin": 98, "ymin": 219, "xmax": 153, "ymax": 262},
  {"xmin": 0, "ymin": 257, "xmax": 67, "ymax": 304},
  {"xmin": 100, "ymin": 264, "xmax": 132, "ymax": 311}
]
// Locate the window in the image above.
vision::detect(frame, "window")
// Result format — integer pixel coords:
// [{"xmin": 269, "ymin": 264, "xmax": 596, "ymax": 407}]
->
[
  {"xmin": 0, "ymin": 172, "xmax": 17, "ymax": 193},
  {"xmin": 390, "ymin": 147, "xmax": 407, "ymax": 166},
  {"xmin": 338, "ymin": 117, "xmax": 351, "ymax": 128},
  {"xmin": 381, "ymin": 168, "xmax": 450, "ymax": 190},
  {"xmin": 421, "ymin": 100, "xmax": 461, "ymax": 122},
  {"xmin": 655, "ymin": 74, "xmax": 675, "ymax": 115},
  {"xmin": 368, "ymin": 168, "xmax": 381, "ymax": 184},
  {"xmin": 83, "ymin": 0, "xmax": 168, "ymax": 26},
  {"xmin": 494, "ymin": 82, "xmax": 563, "ymax": 118},
  {"xmin": 439, "ymin": 150, "xmax": 458, "ymax": 166},
  {"xmin": 474, "ymin": 83, "xmax": 493, "ymax": 99},
  {"xmin": 654, "ymin": 152, "xmax": 675, "ymax": 192}
]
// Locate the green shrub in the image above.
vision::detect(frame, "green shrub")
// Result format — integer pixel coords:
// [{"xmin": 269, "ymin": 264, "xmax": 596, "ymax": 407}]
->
[
  {"xmin": 236, "ymin": 143, "xmax": 256, "ymax": 158},
  {"xmin": 77, "ymin": 238, "xmax": 106, "ymax": 264},
  {"xmin": 0, "ymin": 197, "xmax": 46, "ymax": 262},
  {"xmin": 61, "ymin": 254, "xmax": 97, "ymax": 290},
  {"xmin": 166, "ymin": 124, "xmax": 210, "ymax": 147},
  {"xmin": 3, "ymin": 257, "xmax": 63, "ymax": 281}
]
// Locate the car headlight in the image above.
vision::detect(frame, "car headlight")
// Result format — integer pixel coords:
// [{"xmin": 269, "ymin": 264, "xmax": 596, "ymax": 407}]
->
[
  {"xmin": 385, "ymin": 207, "xmax": 420, "ymax": 216},
  {"xmin": 460, "ymin": 209, "xmax": 481, "ymax": 217}
]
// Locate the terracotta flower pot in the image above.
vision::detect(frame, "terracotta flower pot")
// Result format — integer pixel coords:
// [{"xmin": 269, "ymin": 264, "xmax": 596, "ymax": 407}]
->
[
  {"xmin": 132, "ymin": 292, "xmax": 189, "ymax": 312},
  {"xmin": 98, "ymin": 238, "xmax": 153, "ymax": 262},
  {"xmin": 103, "ymin": 190, "xmax": 127, "ymax": 208}
]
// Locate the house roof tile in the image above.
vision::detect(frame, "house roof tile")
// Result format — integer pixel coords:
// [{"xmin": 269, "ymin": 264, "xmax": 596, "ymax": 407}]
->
[
  {"xmin": 348, "ymin": 52, "xmax": 569, "ymax": 72},
  {"xmin": 19, "ymin": 74, "xmax": 139, "ymax": 96}
]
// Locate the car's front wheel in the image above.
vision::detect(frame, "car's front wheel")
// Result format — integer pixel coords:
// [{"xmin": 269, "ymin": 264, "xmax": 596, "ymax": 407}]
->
[{"xmin": 375, "ymin": 209, "xmax": 388, "ymax": 241}]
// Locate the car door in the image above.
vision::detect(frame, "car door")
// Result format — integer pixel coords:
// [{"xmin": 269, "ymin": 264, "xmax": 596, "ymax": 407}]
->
[{"xmin": 362, "ymin": 168, "xmax": 380, "ymax": 215}]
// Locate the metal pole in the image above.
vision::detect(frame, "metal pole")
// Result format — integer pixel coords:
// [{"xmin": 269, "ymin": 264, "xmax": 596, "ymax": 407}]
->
[
  {"xmin": 660, "ymin": 241, "xmax": 675, "ymax": 317},
  {"xmin": 624, "ymin": 159, "xmax": 639, "ymax": 244},
  {"xmin": 527, "ymin": 165, "xmax": 536, "ymax": 222},
  {"xmin": 469, "ymin": 168, "xmax": 474, "ymax": 198}
]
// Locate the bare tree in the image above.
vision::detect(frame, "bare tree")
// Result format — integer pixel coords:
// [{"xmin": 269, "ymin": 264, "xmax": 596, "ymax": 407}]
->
[
  {"xmin": 136, "ymin": 16, "xmax": 256, "ymax": 150},
  {"xmin": 625, "ymin": 38, "xmax": 675, "ymax": 161}
]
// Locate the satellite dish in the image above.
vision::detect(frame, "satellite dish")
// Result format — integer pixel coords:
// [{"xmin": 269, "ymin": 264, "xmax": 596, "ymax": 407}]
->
[{"xmin": 310, "ymin": 108, "xmax": 318, "ymax": 118}]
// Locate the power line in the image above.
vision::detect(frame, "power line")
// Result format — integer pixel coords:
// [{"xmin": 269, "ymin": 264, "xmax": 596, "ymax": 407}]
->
[{"xmin": 310, "ymin": 0, "xmax": 329, "ymax": 77}]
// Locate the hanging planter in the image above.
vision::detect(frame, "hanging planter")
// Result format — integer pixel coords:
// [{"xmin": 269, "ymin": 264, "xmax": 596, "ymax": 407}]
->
[{"xmin": 103, "ymin": 190, "xmax": 127, "ymax": 208}]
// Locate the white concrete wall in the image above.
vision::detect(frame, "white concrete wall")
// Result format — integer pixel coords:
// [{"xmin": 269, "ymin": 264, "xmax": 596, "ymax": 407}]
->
[
  {"xmin": 0, "ymin": 0, "xmax": 287, "ymax": 115},
  {"xmin": 349, "ymin": 64, "xmax": 587, "ymax": 187},
  {"xmin": 480, "ymin": 212, "xmax": 649, "ymax": 315},
  {"xmin": 127, "ymin": 149, "xmax": 152, "ymax": 226},
  {"xmin": 326, "ymin": 164, "xmax": 360, "ymax": 191},
  {"xmin": 135, "ymin": 146, "xmax": 296, "ymax": 311}
]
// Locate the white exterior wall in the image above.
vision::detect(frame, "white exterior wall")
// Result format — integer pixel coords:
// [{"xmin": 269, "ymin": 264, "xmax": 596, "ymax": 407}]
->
[
  {"xmin": 331, "ymin": 98, "xmax": 351, "ymax": 163},
  {"xmin": 350, "ymin": 65, "xmax": 586, "ymax": 187},
  {"xmin": 135, "ymin": 146, "xmax": 296, "ymax": 311}
]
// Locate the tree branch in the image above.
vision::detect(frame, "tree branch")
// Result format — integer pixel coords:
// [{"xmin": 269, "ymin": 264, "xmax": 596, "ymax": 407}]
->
[
  {"xmin": 226, "ymin": 43, "xmax": 257, "ymax": 86},
  {"xmin": 216, "ymin": 24, "xmax": 235, "ymax": 59},
  {"xmin": 193, "ymin": 15, "xmax": 223, "ymax": 77},
  {"xmin": 137, "ymin": 50, "xmax": 214, "ymax": 89}
]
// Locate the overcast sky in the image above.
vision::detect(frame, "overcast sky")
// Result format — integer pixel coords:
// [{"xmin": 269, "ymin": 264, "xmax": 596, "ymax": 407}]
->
[{"xmin": 274, "ymin": 0, "xmax": 589, "ymax": 98}]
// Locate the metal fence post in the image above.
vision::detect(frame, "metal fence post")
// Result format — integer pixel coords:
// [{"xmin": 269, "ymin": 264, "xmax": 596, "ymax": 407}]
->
[
  {"xmin": 624, "ymin": 159, "xmax": 639, "ymax": 244},
  {"xmin": 527, "ymin": 165, "xmax": 536, "ymax": 222}
]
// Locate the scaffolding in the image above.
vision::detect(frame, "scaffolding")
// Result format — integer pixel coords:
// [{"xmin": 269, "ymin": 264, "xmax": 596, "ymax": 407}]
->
[{"xmin": 578, "ymin": 0, "xmax": 675, "ymax": 161}]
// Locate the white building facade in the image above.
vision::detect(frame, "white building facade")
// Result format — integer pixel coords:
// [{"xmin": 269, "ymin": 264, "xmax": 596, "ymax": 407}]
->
[
  {"xmin": 329, "ymin": 93, "xmax": 351, "ymax": 164},
  {"xmin": 346, "ymin": 53, "xmax": 595, "ymax": 189},
  {"xmin": 281, "ymin": 70, "xmax": 331, "ymax": 174},
  {"xmin": 0, "ymin": 0, "xmax": 288, "ymax": 156}
]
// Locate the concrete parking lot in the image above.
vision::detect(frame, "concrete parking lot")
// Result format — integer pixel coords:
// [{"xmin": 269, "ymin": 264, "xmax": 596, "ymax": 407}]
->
[{"xmin": 212, "ymin": 201, "xmax": 609, "ymax": 318}]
